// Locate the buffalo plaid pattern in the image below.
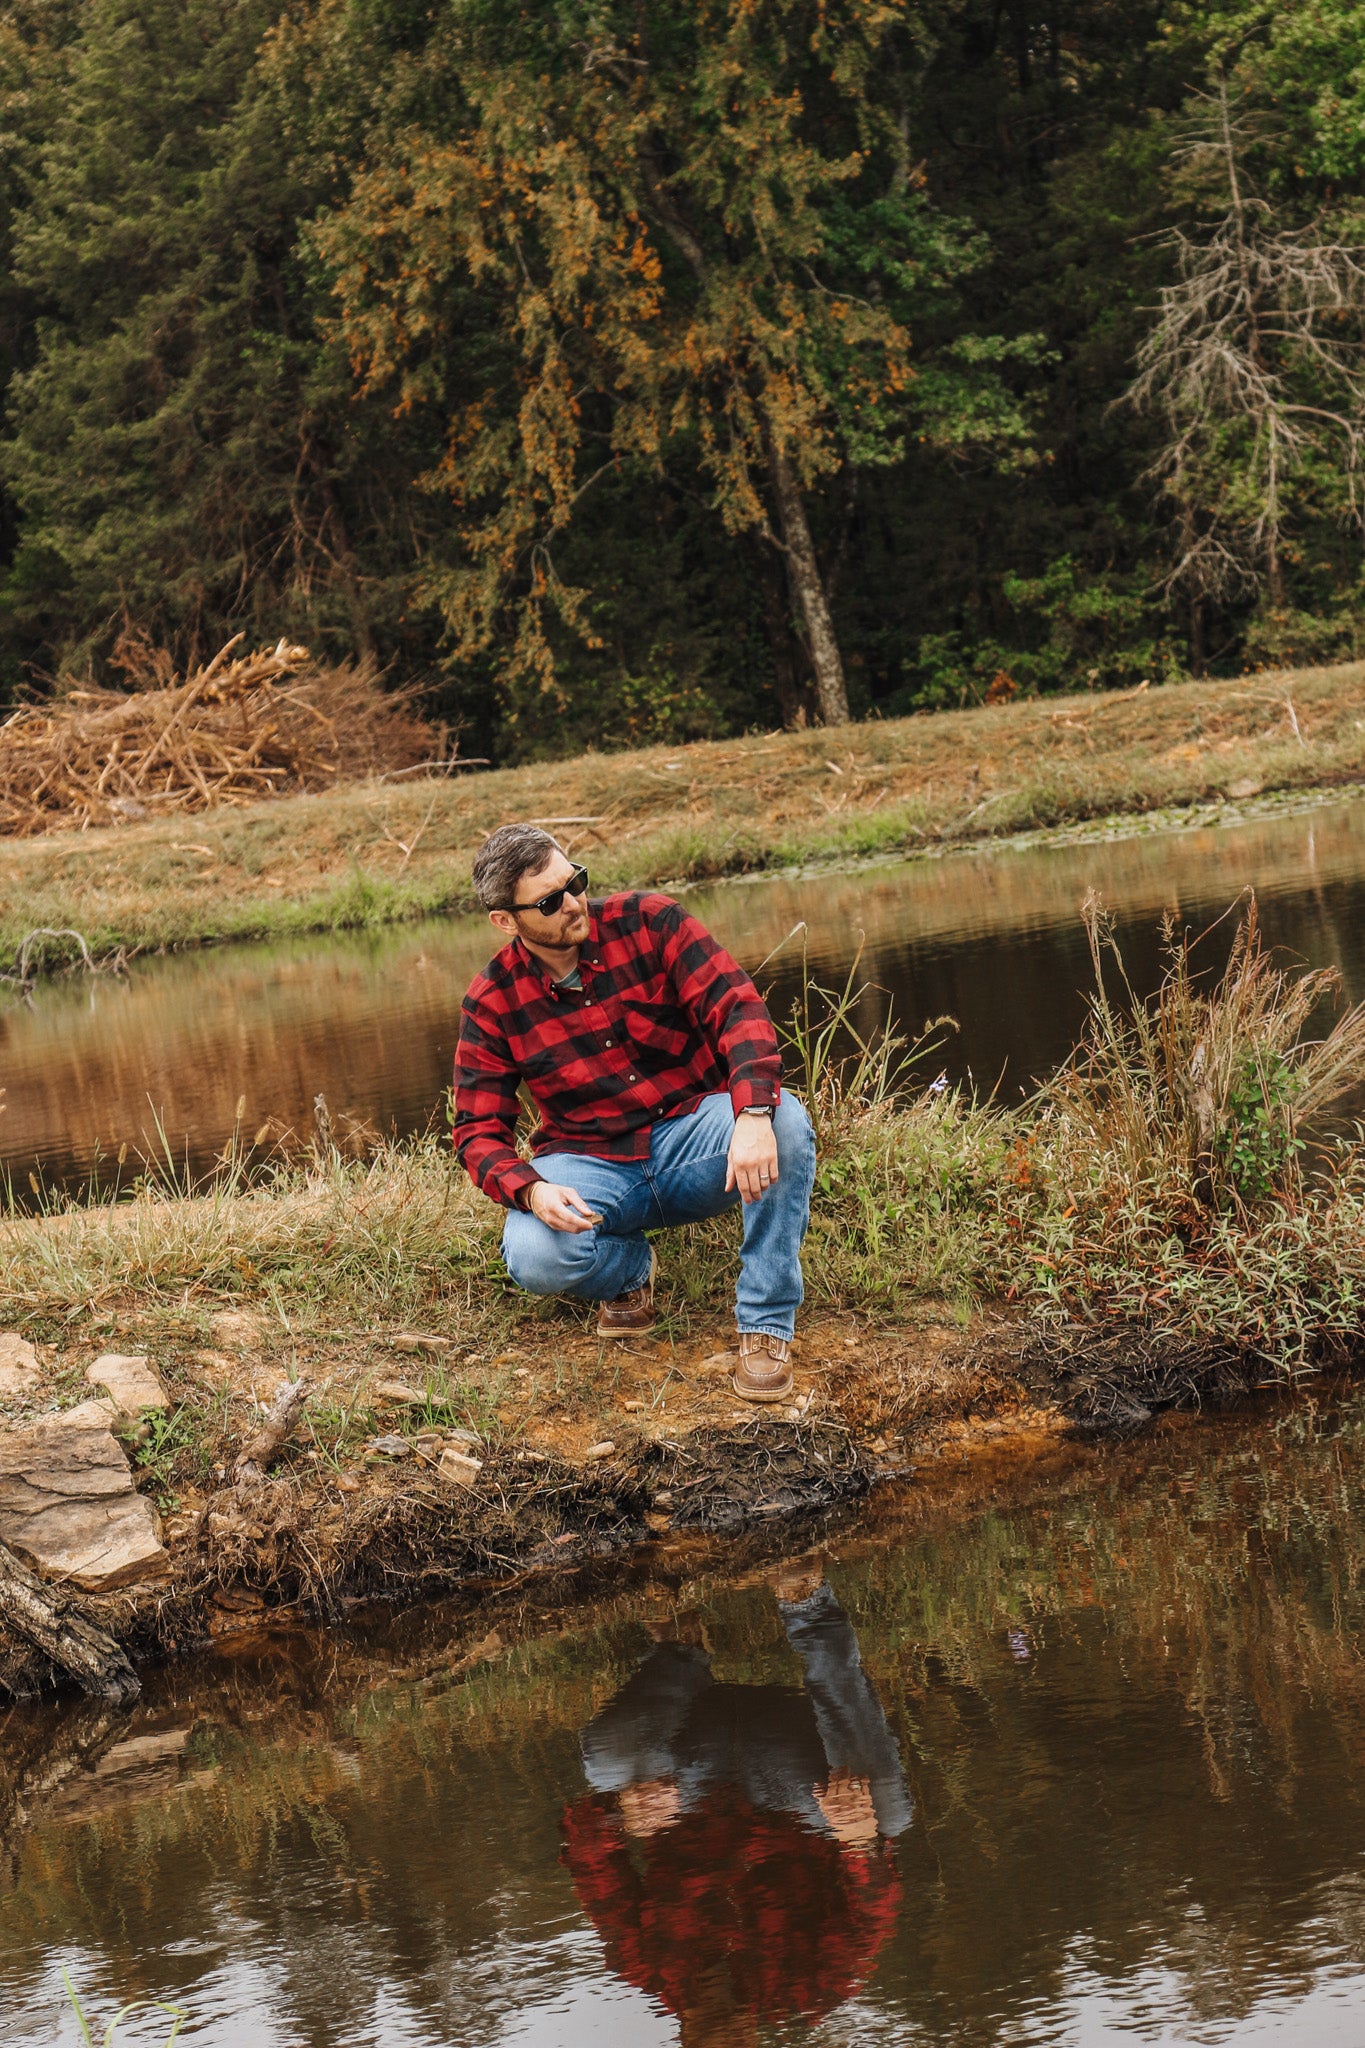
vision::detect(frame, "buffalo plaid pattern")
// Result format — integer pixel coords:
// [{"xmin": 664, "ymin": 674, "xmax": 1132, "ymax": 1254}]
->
[{"xmin": 453, "ymin": 891, "xmax": 782, "ymax": 1209}]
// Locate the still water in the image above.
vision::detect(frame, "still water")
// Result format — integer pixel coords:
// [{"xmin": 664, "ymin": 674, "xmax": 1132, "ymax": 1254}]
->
[
  {"xmin": 5, "ymin": 1398, "xmax": 1365, "ymax": 2045},
  {"xmin": 6, "ymin": 795, "xmax": 1365, "ymax": 1194}
]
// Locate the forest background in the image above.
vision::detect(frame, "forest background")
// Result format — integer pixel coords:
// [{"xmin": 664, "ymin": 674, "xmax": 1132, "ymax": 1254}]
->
[{"xmin": 0, "ymin": 0, "xmax": 1362, "ymax": 764}]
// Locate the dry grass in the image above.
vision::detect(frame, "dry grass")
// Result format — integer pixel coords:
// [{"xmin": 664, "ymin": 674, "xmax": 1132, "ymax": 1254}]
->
[{"xmin": 7, "ymin": 660, "xmax": 1365, "ymax": 968}]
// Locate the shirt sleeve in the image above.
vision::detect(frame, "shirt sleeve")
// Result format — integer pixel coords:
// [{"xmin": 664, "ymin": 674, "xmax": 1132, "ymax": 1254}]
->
[
  {"xmin": 648, "ymin": 896, "xmax": 782, "ymax": 1111},
  {"xmin": 452, "ymin": 988, "xmax": 542, "ymax": 1210}
]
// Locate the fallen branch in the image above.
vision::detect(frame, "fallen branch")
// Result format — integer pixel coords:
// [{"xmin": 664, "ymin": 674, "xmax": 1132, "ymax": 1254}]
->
[
  {"xmin": 0, "ymin": 1539, "xmax": 140, "ymax": 1703},
  {"xmin": 234, "ymin": 1377, "xmax": 311, "ymax": 1484}
]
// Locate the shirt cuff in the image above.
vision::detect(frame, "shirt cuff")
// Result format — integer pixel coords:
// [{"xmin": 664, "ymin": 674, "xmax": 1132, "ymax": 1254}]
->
[
  {"xmin": 498, "ymin": 1162, "xmax": 543, "ymax": 1210},
  {"xmin": 730, "ymin": 1077, "xmax": 781, "ymax": 1113}
]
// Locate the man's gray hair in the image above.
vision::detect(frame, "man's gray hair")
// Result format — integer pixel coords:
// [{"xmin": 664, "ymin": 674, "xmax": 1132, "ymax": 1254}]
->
[{"xmin": 471, "ymin": 823, "xmax": 564, "ymax": 911}]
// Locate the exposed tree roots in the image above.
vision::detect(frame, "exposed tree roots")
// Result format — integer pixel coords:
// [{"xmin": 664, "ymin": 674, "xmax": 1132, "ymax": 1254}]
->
[{"xmin": 0, "ymin": 1424, "xmax": 876, "ymax": 1700}]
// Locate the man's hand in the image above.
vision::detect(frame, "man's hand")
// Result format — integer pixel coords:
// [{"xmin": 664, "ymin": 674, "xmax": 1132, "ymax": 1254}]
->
[
  {"xmin": 726, "ymin": 1112, "xmax": 779, "ymax": 1204},
  {"xmin": 527, "ymin": 1181, "xmax": 601, "ymax": 1233},
  {"xmin": 814, "ymin": 1768, "xmax": 878, "ymax": 1851}
]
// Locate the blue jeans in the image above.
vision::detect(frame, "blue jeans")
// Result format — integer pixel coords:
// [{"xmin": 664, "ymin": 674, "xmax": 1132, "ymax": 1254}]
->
[{"xmin": 501, "ymin": 1091, "xmax": 816, "ymax": 1342}]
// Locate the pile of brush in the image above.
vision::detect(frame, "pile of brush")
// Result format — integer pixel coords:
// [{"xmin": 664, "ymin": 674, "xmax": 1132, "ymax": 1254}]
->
[{"xmin": 0, "ymin": 634, "xmax": 438, "ymax": 835}]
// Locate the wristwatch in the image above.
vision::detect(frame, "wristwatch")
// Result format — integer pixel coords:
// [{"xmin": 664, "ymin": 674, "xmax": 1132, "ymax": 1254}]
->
[{"xmin": 741, "ymin": 1105, "xmax": 775, "ymax": 1118}]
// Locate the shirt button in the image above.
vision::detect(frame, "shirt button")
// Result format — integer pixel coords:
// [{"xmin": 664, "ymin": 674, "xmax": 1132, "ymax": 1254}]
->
[
  {"xmin": 628, "ymin": 1073, "xmax": 637, "ymax": 1082},
  {"xmin": 604, "ymin": 1039, "xmax": 612, "ymax": 1047}
]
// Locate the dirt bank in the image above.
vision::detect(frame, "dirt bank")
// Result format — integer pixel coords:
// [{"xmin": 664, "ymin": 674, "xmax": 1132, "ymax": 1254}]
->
[
  {"xmin": 7, "ymin": 660, "xmax": 1365, "ymax": 970},
  {"xmin": 0, "ymin": 1297, "xmax": 1051, "ymax": 1697}
]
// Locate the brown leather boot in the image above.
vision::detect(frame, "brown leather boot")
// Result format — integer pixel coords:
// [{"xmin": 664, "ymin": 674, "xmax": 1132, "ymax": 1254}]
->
[
  {"xmin": 732, "ymin": 1333, "xmax": 794, "ymax": 1404},
  {"xmin": 596, "ymin": 1253, "xmax": 657, "ymax": 1340}
]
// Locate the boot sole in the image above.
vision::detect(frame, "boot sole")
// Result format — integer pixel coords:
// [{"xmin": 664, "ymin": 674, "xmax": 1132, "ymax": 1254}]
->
[
  {"xmin": 731, "ymin": 1372, "xmax": 795, "ymax": 1405},
  {"xmin": 597, "ymin": 1320, "xmax": 658, "ymax": 1340}
]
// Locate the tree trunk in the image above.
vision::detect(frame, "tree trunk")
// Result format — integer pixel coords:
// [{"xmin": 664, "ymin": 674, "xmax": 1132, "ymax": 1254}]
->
[
  {"xmin": 1189, "ymin": 593, "xmax": 1206, "ymax": 674},
  {"xmin": 766, "ymin": 443, "xmax": 851, "ymax": 726},
  {"xmin": 0, "ymin": 1540, "xmax": 140, "ymax": 1703},
  {"xmin": 751, "ymin": 540, "xmax": 813, "ymax": 727}
]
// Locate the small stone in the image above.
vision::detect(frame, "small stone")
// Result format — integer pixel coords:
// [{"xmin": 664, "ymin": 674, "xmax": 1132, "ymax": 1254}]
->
[
  {"xmin": 445, "ymin": 1427, "xmax": 481, "ymax": 1450},
  {"xmin": 391, "ymin": 1333, "xmax": 453, "ymax": 1355},
  {"xmin": 697, "ymin": 1351, "xmax": 737, "ymax": 1376},
  {"xmin": 374, "ymin": 1379, "xmax": 425, "ymax": 1406},
  {"xmin": 652, "ymin": 1490, "xmax": 674, "ymax": 1508},
  {"xmin": 336, "ymin": 1474, "xmax": 362, "ymax": 1494},
  {"xmin": 365, "ymin": 1434, "xmax": 412, "ymax": 1460},
  {"xmin": 584, "ymin": 1440, "xmax": 616, "ymax": 1462},
  {"xmin": 870, "ymin": 1436, "xmax": 890, "ymax": 1454},
  {"xmin": 437, "ymin": 1447, "xmax": 483, "ymax": 1488},
  {"xmin": 210, "ymin": 1310, "xmax": 263, "ymax": 1352},
  {"xmin": 86, "ymin": 1354, "xmax": 167, "ymax": 1418},
  {"xmin": 0, "ymin": 1333, "xmax": 39, "ymax": 1401},
  {"xmin": 622, "ymin": 1399, "xmax": 643, "ymax": 1413}
]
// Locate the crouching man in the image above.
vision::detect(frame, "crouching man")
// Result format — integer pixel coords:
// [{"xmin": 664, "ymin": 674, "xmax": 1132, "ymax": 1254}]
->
[{"xmin": 452, "ymin": 824, "xmax": 816, "ymax": 1404}]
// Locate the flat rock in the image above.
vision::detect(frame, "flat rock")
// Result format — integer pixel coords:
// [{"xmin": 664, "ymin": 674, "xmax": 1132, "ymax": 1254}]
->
[
  {"xmin": 374, "ymin": 1379, "xmax": 426, "ymax": 1406},
  {"xmin": 437, "ymin": 1448, "xmax": 483, "ymax": 1489},
  {"xmin": 0, "ymin": 1333, "xmax": 39, "ymax": 1402},
  {"xmin": 391, "ymin": 1333, "xmax": 453, "ymax": 1355},
  {"xmin": 86, "ymin": 1353, "xmax": 167, "ymax": 1417},
  {"xmin": 0, "ymin": 1399, "xmax": 167, "ymax": 1591}
]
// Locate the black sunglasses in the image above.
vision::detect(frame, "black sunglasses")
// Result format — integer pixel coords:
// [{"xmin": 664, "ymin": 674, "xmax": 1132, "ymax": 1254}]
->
[{"xmin": 508, "ymin": 864, "xmax": 589, "ymax": 917}]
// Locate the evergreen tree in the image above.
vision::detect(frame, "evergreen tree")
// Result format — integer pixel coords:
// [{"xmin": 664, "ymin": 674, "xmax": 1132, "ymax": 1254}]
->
[{"xmin": 2, "ymin": 0, "xmax": 436, "ymax": 674}]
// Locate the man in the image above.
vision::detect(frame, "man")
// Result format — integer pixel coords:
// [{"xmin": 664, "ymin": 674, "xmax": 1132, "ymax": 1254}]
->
[{"xmin": 453, "ymin": 823, "xmax": 815, "ymax": 1403}]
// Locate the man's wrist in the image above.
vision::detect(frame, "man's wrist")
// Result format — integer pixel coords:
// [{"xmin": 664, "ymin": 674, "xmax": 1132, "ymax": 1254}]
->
[{"xmin": 740, "ymin": 1105, "xmax": 774, "ymax": 1119}]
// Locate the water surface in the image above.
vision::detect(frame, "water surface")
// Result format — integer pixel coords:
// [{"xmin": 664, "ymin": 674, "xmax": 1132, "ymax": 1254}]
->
[
  {"xmin": 5, "ymin": 1398, "xmax": 1365, "ymax": 2044},
  {"xmin": 6, "ymin": 796, "xmax": 1365, "ymax": 1193}
]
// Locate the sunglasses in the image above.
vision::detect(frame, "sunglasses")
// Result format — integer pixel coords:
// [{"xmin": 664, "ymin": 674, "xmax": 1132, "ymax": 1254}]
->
[{"xmin": 508, "ymin": 864, "xmax": 589, "ymax": 917}]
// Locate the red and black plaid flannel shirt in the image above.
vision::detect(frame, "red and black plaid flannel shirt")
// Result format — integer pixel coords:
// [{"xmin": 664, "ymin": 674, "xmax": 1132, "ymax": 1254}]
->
[{"xmin": 453, "ymin": 891, "xmax": 782, "ymax": 1209}]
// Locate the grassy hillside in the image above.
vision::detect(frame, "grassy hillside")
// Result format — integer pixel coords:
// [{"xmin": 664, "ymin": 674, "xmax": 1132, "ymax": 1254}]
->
[{"xmin": 6, "ymin": 662, "xmax": 1365, "ymax": 970}]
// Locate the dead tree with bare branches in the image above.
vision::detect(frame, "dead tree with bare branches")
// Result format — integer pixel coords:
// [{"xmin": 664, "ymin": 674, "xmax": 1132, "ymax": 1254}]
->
[{"xmin": 1126, "ymin": 79, "xmax": 1365, "ymax": 662}]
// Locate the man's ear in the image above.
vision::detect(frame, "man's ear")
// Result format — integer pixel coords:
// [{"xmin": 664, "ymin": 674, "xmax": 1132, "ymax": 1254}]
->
[{"xmin": 489, "ymin": 909, "xmax": 517, "ymax": 940}]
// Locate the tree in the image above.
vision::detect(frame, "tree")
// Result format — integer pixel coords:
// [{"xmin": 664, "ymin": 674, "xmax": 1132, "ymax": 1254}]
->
[
  {"xmin": 1, "ymin": 0, "xmax": 438, "ymax": 674},
  {"xmin": 1127, "ymin": 76, "xmax": 1365, "ymax": 651},
  {"xmin": 320, "ymin": 0, "xmax": 992, "ymax": 727}
]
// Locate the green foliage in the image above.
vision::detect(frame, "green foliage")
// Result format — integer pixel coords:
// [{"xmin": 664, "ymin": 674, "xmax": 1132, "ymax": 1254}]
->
[{"xmin": 1, "ymin": 0, "xmax": 1365, "ymax": 742}]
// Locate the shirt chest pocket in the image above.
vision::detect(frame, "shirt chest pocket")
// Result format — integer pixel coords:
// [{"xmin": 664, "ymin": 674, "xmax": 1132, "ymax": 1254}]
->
[{"xmin": 618, "ymin": 994, "xmax": 697, "ymax": 1069}]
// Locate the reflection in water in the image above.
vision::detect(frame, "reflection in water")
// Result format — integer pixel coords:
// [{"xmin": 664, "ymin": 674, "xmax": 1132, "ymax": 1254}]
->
[
  {"xmin": 564, "ymin": 1567, "xmax": 911, "ymax": 2043},
  {"xmin": 6, "ymin": 1404, "xmax": 1365, "ymax": 2040},
  {"xmin": 8, "ymin": 793, "xmax": 1365, "ymax": 1193}
]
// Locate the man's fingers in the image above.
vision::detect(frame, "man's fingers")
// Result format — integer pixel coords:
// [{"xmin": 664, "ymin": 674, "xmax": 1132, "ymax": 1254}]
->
[{"xmin": 724, "ymin": 1156, "xmax": 737, "ymax": 1195}]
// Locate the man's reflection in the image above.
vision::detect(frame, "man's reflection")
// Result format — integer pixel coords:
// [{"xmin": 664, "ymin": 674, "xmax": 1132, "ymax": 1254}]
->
[{"xmin": 561, "ymin": 1561, "xmax": 912, "ymax": 2044}]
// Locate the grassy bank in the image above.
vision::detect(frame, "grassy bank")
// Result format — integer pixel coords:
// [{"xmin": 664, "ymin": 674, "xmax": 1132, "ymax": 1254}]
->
[
  {"xmin": 3, "ymin": 903, "xmax": 1365, "ymax": 1697},
  {"xmin": 7, "ymin": 661, "xmax": 1365, "ymax": 970}
]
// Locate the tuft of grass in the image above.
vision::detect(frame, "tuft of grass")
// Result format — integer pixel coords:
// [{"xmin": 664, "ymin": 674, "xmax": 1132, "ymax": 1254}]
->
[
  {"xmin": 63, "ymin": 1972, "xmax": 187, "ymax": 2047},
  {"xmin": 1026, "ymin": 895, "xmax": 1365, "ymax": 1369}
]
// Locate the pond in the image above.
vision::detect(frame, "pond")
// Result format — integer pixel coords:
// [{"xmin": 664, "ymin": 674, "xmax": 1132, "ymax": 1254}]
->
[
  {"xmin": 4, "ymin": 1393, "xmax": 1365, "ymax": 2045},
  {"xmin": 6, "ymin": 793, "xmax": 1365, "ymax": 1198}
]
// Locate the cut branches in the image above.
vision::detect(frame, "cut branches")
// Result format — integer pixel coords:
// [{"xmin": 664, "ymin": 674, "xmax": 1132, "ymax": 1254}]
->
[{"xmin": 0, "ymin": 640, "xmax": 438, "ymax": 837}]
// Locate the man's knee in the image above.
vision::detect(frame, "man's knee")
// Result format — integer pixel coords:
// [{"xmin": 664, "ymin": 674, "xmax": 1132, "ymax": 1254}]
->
[{"xmin": 502, "ymin": 1213, "xmax": 593, "ymax": 1295}]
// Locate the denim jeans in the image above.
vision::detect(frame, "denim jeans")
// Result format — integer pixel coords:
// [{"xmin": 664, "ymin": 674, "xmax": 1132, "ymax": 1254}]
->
[{"xmin": 500, "ymin": 1090, "xmax": 816, "ymax": 1342}]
